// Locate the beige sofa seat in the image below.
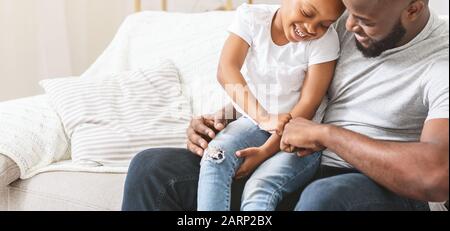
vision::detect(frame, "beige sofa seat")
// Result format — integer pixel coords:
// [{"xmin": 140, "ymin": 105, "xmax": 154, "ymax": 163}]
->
[
  {"xmin": 1, "ymin": 153, "xmax": 125, "ymax": 211},
  {"xmin": 7, "ymin": 170, "xmax": 126, "ymax": 211}
]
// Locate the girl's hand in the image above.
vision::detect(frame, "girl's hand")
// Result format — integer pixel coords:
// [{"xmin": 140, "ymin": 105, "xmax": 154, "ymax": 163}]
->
[
  {"xmin": 257, "ymin": 113, "xmax": 292, "ymax": 135},
  {"xmin": 235, "ymin": 147, "xmax": 271, "ymax": 179}
]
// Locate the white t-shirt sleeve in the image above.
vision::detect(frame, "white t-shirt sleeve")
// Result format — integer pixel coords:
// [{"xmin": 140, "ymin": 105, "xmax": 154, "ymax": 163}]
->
[
  {"xmin": 307, "ymin": 27, "xmax": 341, "ymax": 66},
  {"xmin": 228, "ymin": 4, "xmax": 254, "ymax": 46},
  {"xmin": 423, "ymin": 60, "xmax": 449, "ymax": 121}
]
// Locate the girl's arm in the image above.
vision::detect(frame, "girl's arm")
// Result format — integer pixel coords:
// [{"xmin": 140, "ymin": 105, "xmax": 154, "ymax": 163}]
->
[
  {"xmin": 290, "ymin": 60, "xmax": 337, "ymax": 120},
  {"xmin": 217, "ymin": 33, "xmax": 268, "ymax": 123},
  {"xmin": 238, "ymin": 61, "xmax": 338, "ymax": 157},
  {"xmin": 259, "ymin": 60, "xmax": 338, "ymax": 154}
]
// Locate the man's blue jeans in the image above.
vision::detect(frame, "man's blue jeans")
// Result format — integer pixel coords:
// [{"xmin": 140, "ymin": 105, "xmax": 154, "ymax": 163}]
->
[
  {"xmin": 122, "ymin": 148, "xmax": 430, "ymax": 211},
  {"xmin": 198, "ymin": 117, "xmax": 321, "ymax": 211}
]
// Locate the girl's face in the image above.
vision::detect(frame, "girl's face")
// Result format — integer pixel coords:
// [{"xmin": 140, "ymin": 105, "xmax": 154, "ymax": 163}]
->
[{"xmin": 280, "ymin": 0, "xmax": 345, "ymax": 42}]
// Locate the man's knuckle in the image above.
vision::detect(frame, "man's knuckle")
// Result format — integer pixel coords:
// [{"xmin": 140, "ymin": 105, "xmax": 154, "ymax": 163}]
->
[
  {"xmin": 187, "ymin": 143, "xmax": 194, "ymax": 151},
  {"xmin": 195, "ymin": 125, "xmax": 205, "ymax": 133}
]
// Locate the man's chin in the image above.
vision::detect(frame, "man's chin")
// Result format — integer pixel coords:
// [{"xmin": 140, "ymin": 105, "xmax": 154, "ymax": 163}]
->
[
  {"xmin": 356, "ymin": 39, "xmax": 370, "ymax": 48},
  {"xmin": 355, "ymin": 38, "xmax": 383, "ymax": 58},
  {"xmin": 355, "ymin": 34, "xmax": 371, "ymax": 46}
]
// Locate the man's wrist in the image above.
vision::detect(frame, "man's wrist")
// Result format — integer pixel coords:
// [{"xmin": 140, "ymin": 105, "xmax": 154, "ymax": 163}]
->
[{"xmin": 316, "ymin": 124, "xmax": 333, "ymax": 147}]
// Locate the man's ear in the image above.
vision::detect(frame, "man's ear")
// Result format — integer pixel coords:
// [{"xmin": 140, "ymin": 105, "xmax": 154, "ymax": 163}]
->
[{"xmin": 404, "ymin": 0, "xmax": 426, "ymax": 21}]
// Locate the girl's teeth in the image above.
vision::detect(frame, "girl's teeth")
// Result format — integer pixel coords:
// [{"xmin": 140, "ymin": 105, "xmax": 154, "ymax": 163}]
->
[{"xmin": 295, "ymin": 29, "xmax": 306, "ymax": 38}]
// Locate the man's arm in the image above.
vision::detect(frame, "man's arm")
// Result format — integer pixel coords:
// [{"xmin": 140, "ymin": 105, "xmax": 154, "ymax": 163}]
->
[
  {"xmin": 323, "ymin": 119, "xmax": 448, "ymax": 202},
  {"xmin": 282, "ymin": 118, "xmax": 449, "ymax": 202}
]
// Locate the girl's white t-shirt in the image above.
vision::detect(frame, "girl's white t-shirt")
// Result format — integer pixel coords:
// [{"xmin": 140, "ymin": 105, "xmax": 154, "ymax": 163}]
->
[{"xmin": 228, "ymin": 4, "xmax": 340, "ymax": 122}]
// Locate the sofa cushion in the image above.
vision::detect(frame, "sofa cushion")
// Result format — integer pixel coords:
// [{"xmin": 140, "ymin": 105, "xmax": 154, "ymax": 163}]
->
[
  {"xmin": 41, "ymin": 60, "xmax": 191, "ymax": 168},
  {"xmin": 8, "ymin": 171, "xmax": 126, "ymax": 211}
]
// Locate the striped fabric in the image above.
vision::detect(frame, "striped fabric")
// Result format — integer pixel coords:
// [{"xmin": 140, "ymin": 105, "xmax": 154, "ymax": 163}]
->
[{"xmin": 40, "ymin": 60, "xmax": 192, "ymax": 167}]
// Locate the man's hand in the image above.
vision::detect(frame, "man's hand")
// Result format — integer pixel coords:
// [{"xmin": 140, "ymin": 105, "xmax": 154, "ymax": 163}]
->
[
  {"xmin": 258, "ymin": 113, "xmax": 292, "ymax": 135},
  {"xmin": 235, "ymin": 147, "xmax": 271, "ymax": 179},
  {"xmin": 186, "ymin": 109, "xmax": 231, "ymax": 157},
  {"xmin": 280, "ymin": 118, "xmax": 327, "ymax": 157}
]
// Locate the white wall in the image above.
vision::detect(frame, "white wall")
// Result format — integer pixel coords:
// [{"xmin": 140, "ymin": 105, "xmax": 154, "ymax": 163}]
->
[
  {"xmin": 141, "ymin": 0, "xmax": 448, "ymax": 14},
  {"xmin": 430, "ymin": 0, "xmax": 449, "ymax": 15},
  {"xmin": 0, "ymin": 0, "xmax": 448, "ymax": 102},
  {"xmin": 0, "ymin": 0, "xmax": 131, "ymax": 101},
  {"xmin": 141, "ymin": 0, "xmax": 279, "ymax": 12}
]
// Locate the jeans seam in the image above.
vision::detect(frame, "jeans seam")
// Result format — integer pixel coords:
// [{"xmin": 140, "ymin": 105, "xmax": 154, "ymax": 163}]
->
[
  {"xmin": 226, "ymin": 170, "xmax": 232, "ymax": 210},
  {"xmin": 264, "ymin": 153, "xmax": 321, "ymax": 211}
]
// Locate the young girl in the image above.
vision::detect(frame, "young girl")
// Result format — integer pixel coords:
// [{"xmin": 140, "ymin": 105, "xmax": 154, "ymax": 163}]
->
[{"xmin": 198, "ymin": 0, "xmax": 345, "ymax": 211}]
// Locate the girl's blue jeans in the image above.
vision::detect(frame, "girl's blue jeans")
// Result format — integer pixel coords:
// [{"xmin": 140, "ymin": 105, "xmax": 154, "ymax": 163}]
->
[{"xmin": 197, "ymin": 117, "xmax": 321, "ymax": 211}]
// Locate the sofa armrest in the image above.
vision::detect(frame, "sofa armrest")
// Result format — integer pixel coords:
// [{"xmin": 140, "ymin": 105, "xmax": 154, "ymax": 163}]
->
[
  {"xmin": 0, "ymin": 154, "xmax": 19, "ymax": 187},
  {"xmin": 0, "ymin": 95, "xmax": 69, "ymax": 179},
  {"xmin": 0, "ymin": 154, "xmax": 20, "ymax": 211}
]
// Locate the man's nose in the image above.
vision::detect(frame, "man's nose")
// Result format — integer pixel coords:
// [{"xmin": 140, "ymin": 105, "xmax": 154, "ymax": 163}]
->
[{"xmin": 346, "ymin": 14, "xmax": 363, "ymax": 33}]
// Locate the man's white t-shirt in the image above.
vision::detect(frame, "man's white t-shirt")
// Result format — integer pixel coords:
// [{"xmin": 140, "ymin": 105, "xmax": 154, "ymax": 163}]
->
[{"xmin": 228, "ymin": 4, "xmax": 340, "ymax": 122}]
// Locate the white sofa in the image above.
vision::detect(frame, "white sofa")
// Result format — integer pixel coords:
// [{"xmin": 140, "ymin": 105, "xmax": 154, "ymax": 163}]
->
[{"xmin": 0, "ymin": 10, "xmax": 448, "ymax": 211}]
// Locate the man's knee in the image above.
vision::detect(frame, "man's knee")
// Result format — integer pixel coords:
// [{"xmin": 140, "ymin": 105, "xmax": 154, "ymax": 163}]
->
[
  {"xmin": 296, "ymin": 177, "xmax": 350, "ymax": 211},
  {"xmin": 128, "ymin": 148, "xmax": 201, "ymax": 182},
  {"xmin": 128, "ymin": 149, "xmax": 166, "ymax": 178},
  {"xmin": 123, "ymin": 148, "xmax": 200, "ymax": 211}
]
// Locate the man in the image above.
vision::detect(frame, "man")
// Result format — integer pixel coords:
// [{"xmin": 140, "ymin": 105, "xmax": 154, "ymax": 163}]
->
[{"xmin": 122, "ymin": 0, "xmax": 448, "ymax": 211}]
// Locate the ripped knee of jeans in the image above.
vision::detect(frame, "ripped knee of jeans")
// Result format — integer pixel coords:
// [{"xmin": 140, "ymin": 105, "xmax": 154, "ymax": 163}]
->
[{"xmin": 204, "ymin": 146, "xmax": 226, "ymax": 164}]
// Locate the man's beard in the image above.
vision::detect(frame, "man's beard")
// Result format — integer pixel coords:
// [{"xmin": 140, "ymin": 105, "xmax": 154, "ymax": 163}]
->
[{"xmin": 355, "ymin": 20, "xmax": 406, "ymax": 58}]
